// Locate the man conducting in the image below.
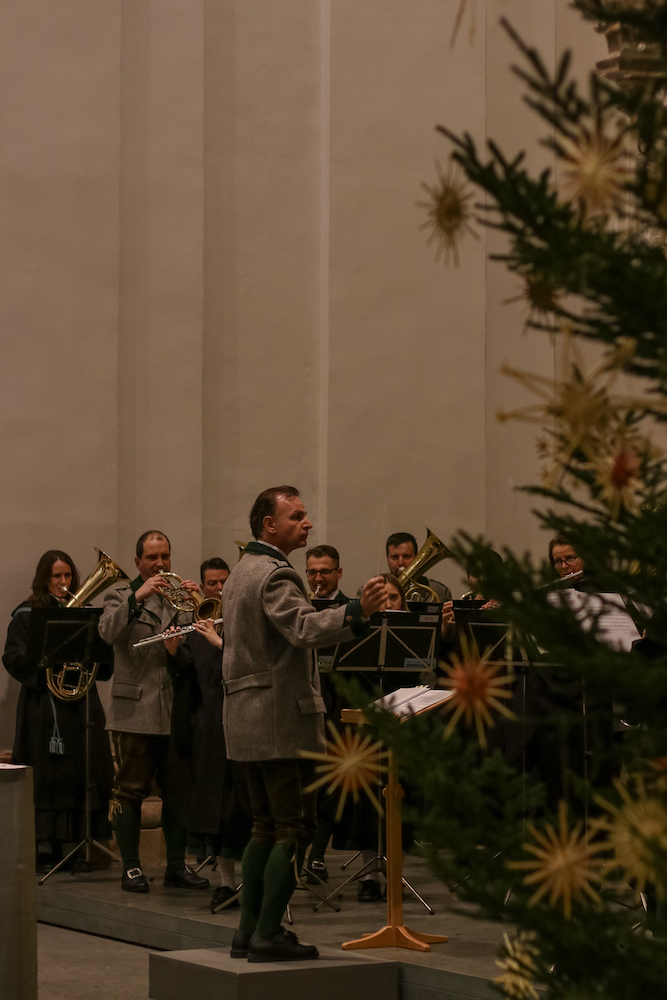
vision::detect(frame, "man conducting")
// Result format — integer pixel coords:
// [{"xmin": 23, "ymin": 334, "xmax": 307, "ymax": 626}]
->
[
  {"xmin": 223, "ymin": 486, "xmax": 387, "ymax": 962},
  {"xmin": 99, "ymin": 530, "xmax": 210, "ymax": 894}
]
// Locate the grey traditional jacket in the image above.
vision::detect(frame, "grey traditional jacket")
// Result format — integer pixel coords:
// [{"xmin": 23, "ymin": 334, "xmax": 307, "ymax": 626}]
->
[
  {"xmin": 99, "ymin": 577, "xmax": 190, "ymax": 735},
  {"xmin": 222, "ymin": 542, "xmax": 367, "ymax": 761}
]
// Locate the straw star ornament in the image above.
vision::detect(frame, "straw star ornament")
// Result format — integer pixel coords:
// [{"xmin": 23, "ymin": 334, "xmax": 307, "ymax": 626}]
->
[
  {"xmin": 418, "ymin": 162, "xmax": 477, "ymax": 265},
  {"xmin": 596, "ymin": 776, "xmax": 667, "ymax": 899},
  {"xmin": 440, "ymin": 640, "xmax": 516, "ymax": 748},
  {"xmin": 495, "ymin": 931, "xmax": 541, "ymax": 1000},
  {"xmin": 509, "ymin": 800, "xmax": 605, "ymax": 919},
  {"xmin": 300, "ymin": 721, "xmax": 388, "ymax": 821}
]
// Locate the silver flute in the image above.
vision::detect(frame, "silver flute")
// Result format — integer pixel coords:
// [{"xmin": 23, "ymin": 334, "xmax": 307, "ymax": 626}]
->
[{"xmin": 133, "ymin": 618, "xmax": 223, "ymax": 648}]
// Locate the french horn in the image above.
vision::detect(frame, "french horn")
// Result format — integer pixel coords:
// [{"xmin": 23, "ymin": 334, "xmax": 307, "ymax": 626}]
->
[
  {"xmin": 397, "ymin": 529, "xmax": 452, "ymax": 604},
  {"xmin": 156, "ymin": 570, "xmax": 222, "ymax": 621},
  {"xmin": 46, "ymin": 548, "xmax": 130, "ymax": 701}
]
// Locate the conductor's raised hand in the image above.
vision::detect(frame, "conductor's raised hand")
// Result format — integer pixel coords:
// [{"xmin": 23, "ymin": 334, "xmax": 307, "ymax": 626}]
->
[
  {"xmin": 135, "ymin": 574, "xmax": 170, "ymax": 603},
  {"xmin": 360, "ymin": 576, "xmax": 388, "ymax": 618}
]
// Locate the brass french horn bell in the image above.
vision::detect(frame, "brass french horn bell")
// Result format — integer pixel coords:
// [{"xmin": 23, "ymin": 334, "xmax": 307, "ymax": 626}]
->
[
  {"xmin": 46, "ymin": 548, "xmax": 130, "ymax": 701},
  {"xmin": 397, "ymin": 529, "xmax": 452, "ymax": 604},
  {"xmin": 156, "ymin": 571, "xmax": 221, "ymax": 621}
]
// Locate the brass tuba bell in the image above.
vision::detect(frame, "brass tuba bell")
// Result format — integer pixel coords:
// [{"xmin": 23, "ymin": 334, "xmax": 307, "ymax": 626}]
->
[
  {"xmin": 46, "ymin": 548, "xmax": 130, "ymax": 701},
  {"xmin": 397, "ymin": 529, "xmax": 452, "ymax": 604}
]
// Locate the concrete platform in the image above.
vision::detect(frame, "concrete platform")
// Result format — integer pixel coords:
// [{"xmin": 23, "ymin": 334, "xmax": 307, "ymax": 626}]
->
[
  {"xmin": 149, "ymin": 947, "xmax": 398, "ymax": 1000},
  {"xmin": 37, "ymin": 850, "xmax": 505, "ymax": 1000}
]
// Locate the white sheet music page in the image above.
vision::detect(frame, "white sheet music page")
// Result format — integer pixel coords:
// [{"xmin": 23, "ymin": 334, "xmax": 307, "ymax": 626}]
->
[
  {"xmin": 548, "ymin": 589, "xmax": 641, "ymax": 652},
  {"xmin": 375, "ymin": 686, "xmax": 455, "ymax": 718}
]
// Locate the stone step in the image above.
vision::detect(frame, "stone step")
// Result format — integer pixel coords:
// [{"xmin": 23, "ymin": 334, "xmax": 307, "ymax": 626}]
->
[{"xmin": 149, "ymin": 946, "xmax": 398, "ymax": 1000}]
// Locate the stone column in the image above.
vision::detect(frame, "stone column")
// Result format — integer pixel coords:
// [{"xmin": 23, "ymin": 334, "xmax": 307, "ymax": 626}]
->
[{"xmin": 0, "ymin": 765, "xmax": 37, "ymax": 1000}]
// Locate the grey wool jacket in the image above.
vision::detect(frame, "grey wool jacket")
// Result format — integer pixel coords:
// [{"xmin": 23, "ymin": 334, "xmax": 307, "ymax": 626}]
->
[
  {"xmin": 221, "ymin": 542, "xmax": 368, "ymax": 761},
  {"xmin": 99, "ymin": 577, "xmax": 191, "ymax": 735}
]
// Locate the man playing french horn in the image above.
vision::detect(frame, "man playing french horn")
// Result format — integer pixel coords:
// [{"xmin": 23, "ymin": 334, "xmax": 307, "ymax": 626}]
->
[{"xmin": 99, "ymin": 530, "xmax": 209, "ymax": 894}]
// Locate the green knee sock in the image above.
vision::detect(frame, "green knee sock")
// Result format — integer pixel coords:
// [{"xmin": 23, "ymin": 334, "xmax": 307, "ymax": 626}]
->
[
  {"xmin": 112, "ymin": 800, "xmax": 142, "ymax": 870},
  {"xmin": 255, "ymin": 843, "xmax": 307, "ymax": 942},
  {"xmin": 239, "ymin": 839, "xmax": 273, "ymax": 937},
  {"xmin": 161, "ymin": 801, "xmax": 186, "ymax": 870}
]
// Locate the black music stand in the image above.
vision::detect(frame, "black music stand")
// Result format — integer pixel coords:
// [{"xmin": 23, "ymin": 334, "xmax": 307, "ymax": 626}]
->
[
  {"xmin": 314, "ymin": 609, "xmax": 441, "ymax": 914},
  {"xmin": 27, "ymin": 607, "xmax": 120, "ymax": 883}
]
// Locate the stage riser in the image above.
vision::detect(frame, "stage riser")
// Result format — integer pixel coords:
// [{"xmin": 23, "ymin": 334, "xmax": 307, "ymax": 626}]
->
[
  {"xmin": 149, "ymin": 949, "xmax": 398, "ymax": 1000},
  {"xmin": 147, "ymin": 949, "xmax": 498, "ymax": 1000},
  {"xmin": 38, "ymin": 890, "xmax": 232, "ymax": 952}
]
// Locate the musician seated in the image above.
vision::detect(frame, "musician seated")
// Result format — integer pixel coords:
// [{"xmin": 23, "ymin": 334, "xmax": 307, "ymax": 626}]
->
[
  {"xmin": 305, "ymin": 545, "xmax": 349, "ymax": 602},
  {"xmin": 386, "ymin": 532, "xmax": 452, "ymax": 603},
  {"xmin": 382, "ymin": 573, "xmax": 407, "ymax": 610},
  {"xmin": 440, "ymin": 552, "xmax": 503, "ymax": 636},
  {"xmin": 549, "ymin": 537, "xmax": 584, "ymax": 580}
]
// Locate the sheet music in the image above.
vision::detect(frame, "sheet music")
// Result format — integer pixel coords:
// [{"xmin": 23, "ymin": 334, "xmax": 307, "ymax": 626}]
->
[
  {"xmin": 374, "ymin": 686, "xmax": 455, "ymax": 718},
  {"xmin": 548, "ymin": 590, "xmax": 641, "ymax": 652}
]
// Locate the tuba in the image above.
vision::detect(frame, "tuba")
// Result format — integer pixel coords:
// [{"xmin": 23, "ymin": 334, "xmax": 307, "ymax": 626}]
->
[
  {"xmin": 397, "ymin": 529, "xmax": 452, "ymax": 604},
  {"xmin": 156, "ymin": 571, "xmax": 221, "ymax": 621},
  {"xmin": 46, "ymin": 548, "xmax": 130, "ymax": 701}
]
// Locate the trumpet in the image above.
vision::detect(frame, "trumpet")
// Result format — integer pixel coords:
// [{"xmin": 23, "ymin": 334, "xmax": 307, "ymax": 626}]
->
[{"xmin": 133, "ymin": 617, "xmax": 224, "ymax": 648}]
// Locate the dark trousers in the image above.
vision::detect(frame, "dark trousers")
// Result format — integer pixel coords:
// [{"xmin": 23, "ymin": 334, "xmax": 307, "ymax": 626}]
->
[
  {"xmin": 110, "ymin": 731, "xmax": 185, "ymax": 870},
  {"xmin": 238, "ymin": 758, "xmax": 318, "ymax": 940},
  {"xmin": 243, "ymin": 758, "xmax": 318, "ymax": 847}
]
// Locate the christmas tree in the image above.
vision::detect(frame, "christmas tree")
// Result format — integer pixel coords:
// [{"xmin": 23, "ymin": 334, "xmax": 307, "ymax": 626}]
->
[{"xmin": 330, "ymin": 3, "xmax": 667, "ymax": 997}]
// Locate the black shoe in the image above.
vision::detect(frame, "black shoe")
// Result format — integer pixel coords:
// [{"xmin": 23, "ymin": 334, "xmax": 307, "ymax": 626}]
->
[
  {"xmin": 122, "ymin": 867, "xmax": 149, "ymax": 893},
  {"xmin": 247, "ymin": 929, "xmax": 319, "ymax": 963},
  {"xmin": 230, "ymin": 929, "xmax": 252, "ymax": 959},
  {"xmin": 163, "ymin": 864, "xmax": 210, "ymax": 890},
  {"xmin": 358, "ymin": 878, "xmax": 382, "ymax": 902},
  {"xmin": 304, "ymin": 856, "xmax": 328, "ymax": 885},
  {"xmin": 211, "ymin": 885, "xmax": 240, "ymax": 913}
]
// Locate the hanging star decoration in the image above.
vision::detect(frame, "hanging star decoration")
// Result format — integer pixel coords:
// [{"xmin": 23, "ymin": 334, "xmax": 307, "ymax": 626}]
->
[
  {"xmin": 556, "ymin": 117, "xmax": 631, "ymax": 221},
  {"xmin": 509, "ymin": 800, "xmax": 606, "ymax": 919},
  {"xmin": 439, "ymin": 638, "xmax": 516, "ymax": 748},
  {"xmin": 595, "ymin": 775, "xmax": 667, "ymax": 899},
  {"xmin": 495, "ymin": 931, "xmax": 541, "ymax": 1000},
  {"xmin": 499, "ymin": 331, "xmax": 665, "ymax": 505},
  {"xmin": 418, "ymin": 161, "xmax": 477, "ymax": 265},
  {"xmin": 299, "ymin": 721, "xmax": 388, "ymax": 821},
  {"xmin": 591, "ymin": 436, "xmax": 646, "ymax": 519},
  {"xmin": 504, "ymin": 271, "xmax": 561, "ymax": 330}
]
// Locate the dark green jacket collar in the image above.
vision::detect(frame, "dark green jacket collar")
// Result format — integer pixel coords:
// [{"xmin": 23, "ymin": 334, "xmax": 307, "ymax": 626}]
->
[
  {"xmin": 244, "ymin": 541, "xmax": 292, "ymax": 566},
  {"xmin": 130, "ymin": 575, "xmax": 144, "ymax": 594}
]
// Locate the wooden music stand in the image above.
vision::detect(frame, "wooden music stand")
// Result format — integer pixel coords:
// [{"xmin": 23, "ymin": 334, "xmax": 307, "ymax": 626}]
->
[{"xmin": 339, "ymin": 705, "xmax": 448, "ymax": 953}]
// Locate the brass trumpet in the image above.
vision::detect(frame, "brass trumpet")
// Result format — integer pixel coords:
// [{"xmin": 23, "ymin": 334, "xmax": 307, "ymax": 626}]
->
[
  {"xmin": 46, "ymin": 548, "xmax": 130, "ymax": 701},
  {"xmin": 157, "ymin": 570, "xmax": 222, "ymax": 621},
  {"xmin": 397, "ymin": 529, "xmax": 452, "ymax": 604}
]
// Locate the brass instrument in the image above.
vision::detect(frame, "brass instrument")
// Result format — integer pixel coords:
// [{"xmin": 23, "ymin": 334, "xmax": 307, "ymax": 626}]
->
[
  {"xmin": 235, "ymin": 540, "xmax": 249, "ymax": 560},
  {"xmin": 157, "ymin": 570, "xmax": 221, "ymax": 621},
  {"xmin": 133, "ymin": 617, "xmax": 224, "ymax": 648},
  {"xmin": 46, "ymin": 548, "xmax": 130, "ymax": 701},
  {"xmin": 397, "ymin": 528, "xmax": 452, "ymax": 604}
]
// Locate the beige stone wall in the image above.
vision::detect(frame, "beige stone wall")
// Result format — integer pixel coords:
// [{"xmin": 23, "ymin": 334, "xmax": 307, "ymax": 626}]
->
[{"xmin": 0, "ymin": 1, "xmax": 605, "ymax": 748}]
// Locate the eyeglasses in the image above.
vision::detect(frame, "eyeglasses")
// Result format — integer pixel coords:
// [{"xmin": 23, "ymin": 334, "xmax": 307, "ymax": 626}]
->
[
  {"xmin": 306, "ymin": 568, "xmax": 337, "ymax": 579},
  {"xmin": 553, "ymin": 556, "xmax": 579, "ymax": 568}
]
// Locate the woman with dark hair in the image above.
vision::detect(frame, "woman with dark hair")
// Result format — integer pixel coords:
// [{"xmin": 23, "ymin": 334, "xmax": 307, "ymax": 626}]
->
[
  {"xmin": 2, "ymin": 549, "xmax": 114, "ymax": 872},
  {"xmin": 381, "ymin": 573, "xmax": 407, "ymax": 610}
]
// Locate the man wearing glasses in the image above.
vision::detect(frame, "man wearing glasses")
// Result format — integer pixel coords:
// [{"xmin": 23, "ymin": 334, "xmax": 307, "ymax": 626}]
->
[
  {"xmin": 305, "ymin": 545, "xmax": 349, "ymax": 602},
  {"xmin": 549, "ymin": 537, "xmax": 584, "ymax": 580}
]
